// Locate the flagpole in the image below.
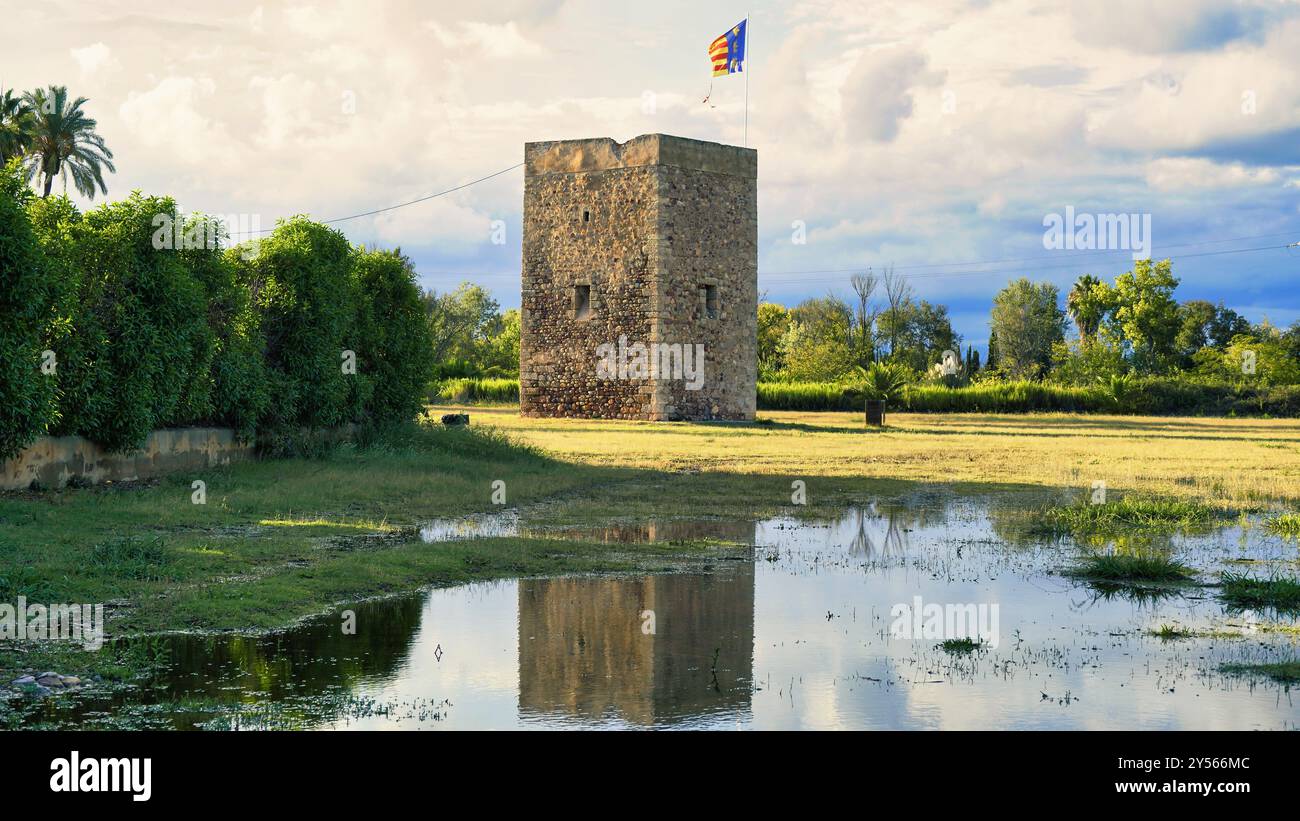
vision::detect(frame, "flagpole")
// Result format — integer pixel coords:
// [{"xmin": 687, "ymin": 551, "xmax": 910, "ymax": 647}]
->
[{"xmin": 744, "ymin": 13, "xmax": 750, "ymax": 147}]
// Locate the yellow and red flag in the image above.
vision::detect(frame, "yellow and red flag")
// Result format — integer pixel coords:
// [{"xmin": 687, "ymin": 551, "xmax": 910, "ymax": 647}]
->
[{"xmin": 709, "ymin": 19, "xmax": 747, "ymax": 77}]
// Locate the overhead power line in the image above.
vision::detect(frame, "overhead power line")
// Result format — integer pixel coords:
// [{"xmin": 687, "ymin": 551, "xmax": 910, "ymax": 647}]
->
[
  {"xmin": 249, "ymin": 162, "xmax": 524, "ymax": 234},
  {"xmin": 229, "ymin": 158, "xmax": 1296, "ymax": 285}
]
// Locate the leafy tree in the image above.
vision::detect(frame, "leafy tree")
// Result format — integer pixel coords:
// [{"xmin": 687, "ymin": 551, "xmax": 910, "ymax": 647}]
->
[
  {"xmin": 878, "ymin": 299, "xmax": 959, "ymax": 373},
  {"xmin": 475, "ymin": 307, "xmax": 520, "ymax": 375},
  {"xmin": 1174, "ymin": 300, "xmax": 1250, "ymax": 368},
  {"xmin": 1108, "ymin": 259, "xmax": 1181, "ymax": 374},
  {"xmin": 351, "ymin": 247, "xmax": 436, "ymax": 422},
  {"xmin": 757, "ymin": 302, "xmax": 790, "ymax": 378},
  {"xmin": 250, "ymin": 217, "xmax": 363, "ymax": 431},
  {"xmin": 423, "ymin": 283, "xmax": 504, "ymax": 370},
  {"xmin": 0, "ymin": 88, "xmax": 32, "ymax": 163},
  {"xmin": 1050, "ymin": 336, "xmax": 1127, "ymax": 385},
  {"xmin": 1194, "ymin": 329, "xmax": 1300, "ymax": 386},
  {"xmin": 20, "ymin": 86, "xmax": 115, "ymax": 199},
  {"xmin": 989, "ymin": 278, "xmax": 1065, "ymax": 379},
  {"xmin": 777, "ymin": 319, "xmax": 854, "ymax": 382}
]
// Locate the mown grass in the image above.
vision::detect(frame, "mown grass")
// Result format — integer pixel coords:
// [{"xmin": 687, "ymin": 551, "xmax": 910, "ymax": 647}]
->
[
  {"xmin": 1067, "ymin": 553, "xmax": 1196, "ymax": 583},
  {"xmin": 1218, "ymin": 661, "xmax": 1300, "ymax": 684},
  {"xmin": 1219, "ymin": 573, "xmax": 1300, "ymax": 613},
  {"xmin": 452, "ymin": 406, "xmax": 1300, "ymax": 507}
]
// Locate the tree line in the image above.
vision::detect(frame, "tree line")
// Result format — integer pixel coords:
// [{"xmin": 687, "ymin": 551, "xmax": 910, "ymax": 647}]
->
[{"xmin": 758, "ymin": 260, "xmax": 1300, "ymax": 391}]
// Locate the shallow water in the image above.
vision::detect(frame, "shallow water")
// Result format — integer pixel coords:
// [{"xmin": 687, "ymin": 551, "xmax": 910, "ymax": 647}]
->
[{"xmin": 22, "ymin": 498, "xmax": 1300, "ymax": 729}]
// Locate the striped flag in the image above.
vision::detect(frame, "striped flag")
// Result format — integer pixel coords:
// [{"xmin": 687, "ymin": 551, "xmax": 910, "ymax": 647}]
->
[{"xmin": 709, "ymin": 19, "xmax": 747, "ymax": 77}]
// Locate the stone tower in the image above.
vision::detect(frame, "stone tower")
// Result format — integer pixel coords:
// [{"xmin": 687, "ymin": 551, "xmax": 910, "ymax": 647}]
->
[{"xmin": 519, "ymin": 133, "xmax": 757, "ymax": 420}]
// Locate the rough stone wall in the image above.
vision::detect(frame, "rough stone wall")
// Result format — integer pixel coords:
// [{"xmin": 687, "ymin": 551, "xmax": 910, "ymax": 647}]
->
[
  {"xmin": 519, "ymin": 143, "xmax": 661, "ymax": 419},
  {"xmin": 520, "ymin": 133, "xmax": 757, "ymax": 420},
  {"xmin": 653, "ymin": 161, "xmax": 758, "ymax": 420},
  {"xmin": 0, "ymin": 428, "xmax": 252, "ymax": 491}
]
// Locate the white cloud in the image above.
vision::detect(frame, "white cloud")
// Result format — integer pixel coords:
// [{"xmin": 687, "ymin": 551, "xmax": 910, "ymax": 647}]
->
[
  {"xmin": 70, "ymin": 42, "xmax": 118, "ymax": 76},
  {"xmin": 426, "ymin": 21, "xmax": 545, "ymax": 59},
  {"xmin": 1145, "ymin": 157, "xmax": 1279, "ymax": 190},
  {"xmin": 118, "ymin": 77, "xmax": 226, "ymax": 164},
  {"xmin": 840, "ymin": 46, "xmax": 943, "ymax": 142}
]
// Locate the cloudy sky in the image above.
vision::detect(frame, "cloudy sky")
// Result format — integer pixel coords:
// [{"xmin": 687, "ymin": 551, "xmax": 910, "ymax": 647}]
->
[{"xmin": 7, "ymin": 0, "xmax": 1300, "ymax": 352}]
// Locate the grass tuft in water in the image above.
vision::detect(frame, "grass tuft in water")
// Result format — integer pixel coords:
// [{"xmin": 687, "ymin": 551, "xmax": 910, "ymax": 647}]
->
[
  {"xmin": 1219, "ymin": 573, "xmax": 1300, "ymax": 613},
  {"xmin": 1218, "ymin": 661, "xmax": 1300, "ymax": 684},
  {"xmin": 1151, "ymin": 623, "xmax": 1196, "ymax": 640},
  {"xmin": 937, "ymin": 637, "xmax": 984, "ymax": 654},
  {"xmin": 1068, "ymin": 553, "xmax": 1195, "ymax": 583},
  {"xmin": 1032, "ymin": 496, "xmax": 1221, "ymax": 538},
  {"xmin": 1263, "ymin": 513, "xmax": 1300, "ymax": 537}
]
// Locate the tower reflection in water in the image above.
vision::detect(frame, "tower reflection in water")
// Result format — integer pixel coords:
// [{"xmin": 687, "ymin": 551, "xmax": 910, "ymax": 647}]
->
[{"xmin": 517, "ymin": 520, "xmax": 756, "ymax": 727}]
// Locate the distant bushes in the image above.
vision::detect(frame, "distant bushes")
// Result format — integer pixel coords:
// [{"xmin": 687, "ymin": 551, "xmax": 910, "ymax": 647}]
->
[
  {"xmin": 0, "ymin": 163, "xmax": 435, "ymax": 456},
  {"xmin": 756, "ymin": 382, "xmax": 848, "ymax": 411},
  {"xmin": 424, "ymin": 374, "xmax": 1298, "ymax": 417},
  {"xmin": 899, "ymin": 381, "xmax": 1105, "ymax": 413},
  {"xmin": 433, "ymin": 377, "xmax": 520, "ymax": 404},
  {"xmin": 756, "ymin": 378, "xmax": 1300, "ymax": 416}
]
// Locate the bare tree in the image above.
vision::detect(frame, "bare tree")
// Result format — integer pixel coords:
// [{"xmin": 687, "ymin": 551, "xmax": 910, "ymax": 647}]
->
[
  {"xmin": 850, "ymin": 269, "xmax": 880, "ymax": 365},
  {"xmin": 882, "ymin": 266, "xmax": 910, "ymax": 360}
]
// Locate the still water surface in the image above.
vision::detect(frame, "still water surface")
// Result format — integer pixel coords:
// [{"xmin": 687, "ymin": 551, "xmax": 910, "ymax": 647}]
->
[{"xmin": 29, "ymin": 498, "xmax": 1300, "ymax": 729}]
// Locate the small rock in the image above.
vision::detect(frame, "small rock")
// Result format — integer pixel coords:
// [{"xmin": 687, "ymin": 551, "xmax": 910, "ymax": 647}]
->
[
  {"xmin": 36, "ymin": 675, "xmax": 63, "ymax": 687},
  {"xmin": 37, "ymin": 671, "xmax": 58, "ymax": 679},
  {"xmin": 442, "ymin": 413, "xmax": 469, "ymax": 426},
  {"xmin": 61, "ymin": 675, "xmax": 81, "ymax": 686},
  {"xmin": 11, "ymin": 675, "xmax": 35, "ymax": 687}
]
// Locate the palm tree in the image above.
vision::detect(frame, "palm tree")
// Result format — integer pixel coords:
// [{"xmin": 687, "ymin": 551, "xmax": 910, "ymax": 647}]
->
[
  {"xmin": 20, "ymin": 85, "xmax": 115, "ymax": 198},
  {"xmin": 1067, "ymin": 274, "xmax": 1106, "ymax": 342},
  {"xmin": 0, "ymin": 86, "xmax": 32, "ymax": 163}
]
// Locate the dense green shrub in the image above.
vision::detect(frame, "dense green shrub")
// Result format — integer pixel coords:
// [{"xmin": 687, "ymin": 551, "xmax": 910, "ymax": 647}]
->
[
  {"xmin": 31, "ymin": 193, "xmax": 210, "ymax": 451},
  {"xmin": 4, "ymin": 195, "xmax": 435, "ymax": 460},
  {"xmin": 0, "ymin": 160, "xmax": 55, "ymax": 459},
  {"xmin": 351, "ymin": 247, "xmax": 436, "ymax": 424},
  {"xmin": 249, "ymin": 217, "xmax": 366, "ymax": 433},
  {"xmin": 181, "ymin": 224, "xmax": 270, "ymax": 438}
]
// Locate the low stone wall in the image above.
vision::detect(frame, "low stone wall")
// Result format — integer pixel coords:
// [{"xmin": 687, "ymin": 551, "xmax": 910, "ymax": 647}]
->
[{"xmin": 0, "ymin": 428, "xmax": 253, "ymax": 491}]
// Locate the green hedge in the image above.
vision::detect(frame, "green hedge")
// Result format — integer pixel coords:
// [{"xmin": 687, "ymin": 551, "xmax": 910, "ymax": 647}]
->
[
  {"xmin": 0, "ymin": 161, "xmax": 56, "ymax": 460},
  {"xmin": 351, "ymin": 247, "xmax": 436, "ymax": 423},
  {"xmin": 424, "ymin": 376, "xmax": 1299, "ymax": 417},
  {"xmin": 433, "ymin": 377, "xmax": 520, "ymax": 404},
  {"xmin": 756, "ymin": 379, "xmax": 1300, "ymax": 416},
  {"xmin": 0, "ymin": 173, "xmax": 436, "ymax": 457}
]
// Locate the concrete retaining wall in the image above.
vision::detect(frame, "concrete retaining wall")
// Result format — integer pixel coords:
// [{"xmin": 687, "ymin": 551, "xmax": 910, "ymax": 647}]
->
[{"xmin": 0, "ymin": 428, "xmax": 253, "ymax": 491}]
